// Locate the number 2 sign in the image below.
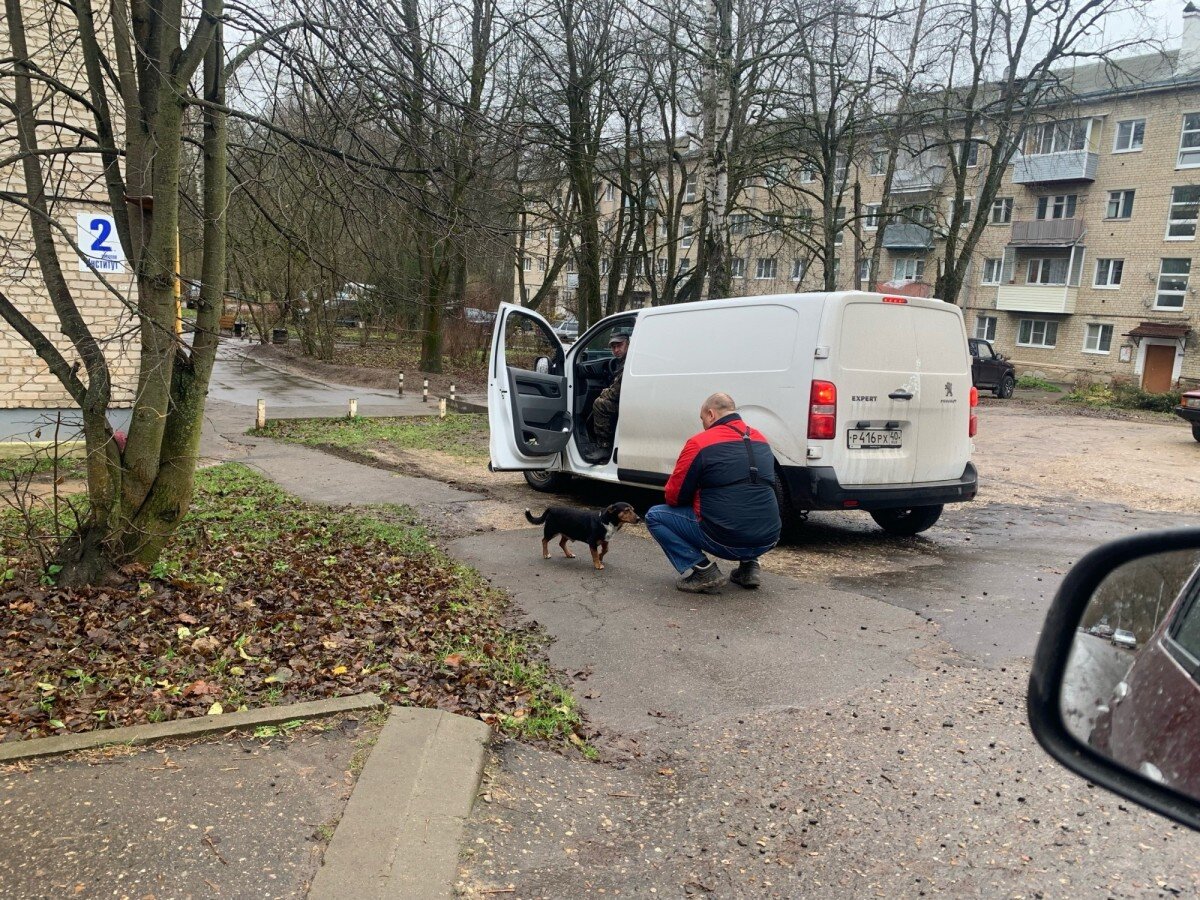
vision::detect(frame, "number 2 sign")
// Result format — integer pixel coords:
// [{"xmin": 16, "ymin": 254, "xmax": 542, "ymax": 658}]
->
[{"xmin": 76, "ymin": 213, "xmax": 127, "ymax": 274}]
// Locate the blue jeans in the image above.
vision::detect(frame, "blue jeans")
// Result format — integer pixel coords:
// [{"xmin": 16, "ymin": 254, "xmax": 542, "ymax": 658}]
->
[{"xmin": 644, "ymin": 504, "xmax": 777, "ymax": 574}]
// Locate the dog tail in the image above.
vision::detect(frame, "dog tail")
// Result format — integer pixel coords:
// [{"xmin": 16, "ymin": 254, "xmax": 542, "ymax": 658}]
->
[{"xmin": 524, "ymin": 508, "xmax": 547, "ymax": 525}]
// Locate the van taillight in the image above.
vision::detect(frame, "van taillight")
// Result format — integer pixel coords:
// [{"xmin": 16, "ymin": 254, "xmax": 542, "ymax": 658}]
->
[
  {"xmin": 809, "ymin": 380, "xmax": 837, "ymax": 440},
  {"xmin": 969, "ymin": 386, "xmax": 979, "ymax": 437}
]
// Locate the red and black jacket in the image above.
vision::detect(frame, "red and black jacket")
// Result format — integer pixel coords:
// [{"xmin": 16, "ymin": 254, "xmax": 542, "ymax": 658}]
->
[{"xmin": 664, "ymin": 413, "xmax": 781, "ymax": 548}]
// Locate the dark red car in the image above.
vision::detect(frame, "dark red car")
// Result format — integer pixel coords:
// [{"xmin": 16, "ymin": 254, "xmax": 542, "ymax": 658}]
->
[
  {"xmin": 1177, "ymin": 389, "xmax": 1200, "ymax": 443},
  {"xmin": 1092, "ymin": 564, "xmax": 1200, "ymax": 796}
]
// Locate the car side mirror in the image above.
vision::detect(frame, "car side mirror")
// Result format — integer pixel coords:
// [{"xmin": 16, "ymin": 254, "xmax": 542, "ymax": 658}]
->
[
  {"xmin": 1028, "ymin": 528, "xmax": 1200, "ymax": 831},
  {"xmin": 535, "ymin": 356, "xmax": 550, "ymax": 374}
]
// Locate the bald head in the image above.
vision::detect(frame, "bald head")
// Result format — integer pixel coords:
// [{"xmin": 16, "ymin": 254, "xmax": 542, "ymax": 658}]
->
[{"xmin": 700, "ymin": 392, "xmax": 736, "ymax": 429}]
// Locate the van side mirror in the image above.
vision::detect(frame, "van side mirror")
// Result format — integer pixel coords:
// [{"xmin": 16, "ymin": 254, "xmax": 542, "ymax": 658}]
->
[
  {"xmin": 534, "ymin": 356, "xmax": 550, "ymax": 374},
  {"xmin": 1028, "ymin": 528, "xmax": 1200, "ymax": 831}
]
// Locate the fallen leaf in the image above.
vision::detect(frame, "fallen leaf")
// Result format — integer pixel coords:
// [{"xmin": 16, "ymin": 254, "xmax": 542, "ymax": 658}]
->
[{"xmin": 207, "ymin": 702, "xmax": 223, "ymax": 716}]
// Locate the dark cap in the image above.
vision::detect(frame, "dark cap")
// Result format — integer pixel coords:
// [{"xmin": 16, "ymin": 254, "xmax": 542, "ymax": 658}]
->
[{"xmin": 609, "ymin": 327, "xmax": 632, "ymax": 343}]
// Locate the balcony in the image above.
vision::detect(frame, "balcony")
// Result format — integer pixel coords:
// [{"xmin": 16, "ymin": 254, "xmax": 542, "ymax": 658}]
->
[
  {"xmin": 881, "ymin": 223, "xmax": 933, "ymax": 250},
  {"xmin": 996, "ymin": 284, "xmax": 1077, "ymax": 314},
  {"xmin": 1011, "ymin": 150, "xmax": 1098, "ymax": 184},
  {"xmin": 890, "ymin": 164, "xmax": 946, "ymax": 194},
  {"xmin": 1009, "ymin": 218, "xmax": 1085, "ymax": 246}
]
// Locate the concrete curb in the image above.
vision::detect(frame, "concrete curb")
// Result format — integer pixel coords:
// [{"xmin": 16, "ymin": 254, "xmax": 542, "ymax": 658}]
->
[
  {"xmin": 449, "ymin": 397, "xmax": 486, "ymax": 414},
  {"xmin": 308, "ymin": 706, "xmax": 491, "ymax": 900},
  {"xmin": 0, "ymin": 693, "xmax": 384, "ymax": 763}
]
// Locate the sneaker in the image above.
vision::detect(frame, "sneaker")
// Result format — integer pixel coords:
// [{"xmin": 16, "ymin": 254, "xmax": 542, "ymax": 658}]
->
[
  {"xmin": 676, "ymin": 561, "xmax": 727, "ymax": 594},
  {"xmin": 730, "ymin": 559, "xmax": 761, "ymax": 589}
]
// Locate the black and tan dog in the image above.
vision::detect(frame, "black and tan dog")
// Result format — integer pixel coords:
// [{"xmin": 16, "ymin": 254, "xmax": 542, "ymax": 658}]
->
[{"xmin": 524, "ymin": 503, "xmax": 640, "ymax": 570}]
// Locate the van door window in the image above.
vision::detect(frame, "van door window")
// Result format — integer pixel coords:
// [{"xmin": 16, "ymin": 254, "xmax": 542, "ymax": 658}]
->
[{"xmin": 504, "ymin": 312, "xmax": 564, "ymax": 375}]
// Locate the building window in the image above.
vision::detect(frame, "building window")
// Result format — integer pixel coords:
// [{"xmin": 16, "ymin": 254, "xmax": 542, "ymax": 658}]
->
[
  {"xmin": 656, "ymin": 257, "xmax": 669, "ymax": 277},
  {"xmin": 869, "ymin": 150, "xmax": 887, "ymax": 176},
  {"xmin": 1036, "ymin": 194, "xmax": 1077, "ymax": 220},
  {"xmin": 1018, "ymin": 319, "xmax": 1059, "ymax": 348},
  {"xmin": 981, "ymin": 258, "xmax": 1003, "ymax": 284},
  {"xmin": 567, "ymin": 256, "xmax": 577, "ymax": 273},
  {"xmin": 1178, "ymin": 113, "xmax": 1200, "ymax": 168},
  {"xmin": 755, "ymin": 257, "xmax": 777, "ymax": 280},
  {"xmin": 959, "ymin": 139, "xmax": 979, "ymax": 167},
  {"xmin": 990, "ymin": 197, "xmax": 1013, "ymax": 224},
  {"xmin": 1106, "ymin": 189, "xmax": 1135, "ymax": 219},
  {"xmin": 730, "ymin": 257, "xmax": 746, "ymax": 278},
  {"xmin": 864, "ymin": 204, "xmax": 881, "ymax": 229},
  {"xmin": 684, "ymin": 177, "xmax": 697, "ymax": 203},
  {"xmin": 798, "ymin": 166, "xmax": 815, "ymax": 184},
  {"xmin": 1167, "ymin": 185, "xmax": 1200, "ymax": 239},
  {"xmin": 791, "ymin": 258, "xmax": 806, "ymax": 281},
  {"xmin": 893, "ymin": 257, "xmax": 925, "ymax": 281},
  {"xmin": 1032, "ymin": 119, "xmax": 1088, "ymax": 155},
  {"xmin": 1026, "ymin": 257, "xmax": 1069, "ymax": 285},
  {"xmin": 1114, "ymin": 118, "xmax": 1145, "ymax": 153},
  {"xmin": 681, "ymin": 215, "xmax": 694, "ymax": 248},
  {"xmin": 833, "ymin": 206, "xmax": 846, "ymax": 244},
  {"xmin": 1084, "ymin": 323, "xmax": 1114, "ymax": 354},
  {"xmin": 731, "ymin": 213, "xmax": 749, "ymax": 235},
  {"xmin": 600, "ymin": 257, "xmax": 609, "ymax": 275},
  {"xmin": 1156, "ymin": 258, "xmax": 1190, "ymax": 309},
  {"xmin": 834, "ymin": 154, "xmax": 848, "ymax": 184},
  {"xmin": 946, "ymin": 198, "xmax": 973, "ymax": 223},
  {"xmin": 625, "ymin": 258, "xmax": 643, "ymax": 277},
  {"xmin": 678, "ymin": 257, "xmax": 692, "ymax": 275},
  {"xmin": 974, "ymin": 316, "xmax": 997, "ymax": 341},
  {"xmin": 858, "ymin": 259, "xmax": 872, "ymax": 283},
  {"xmin": 1093, "ymin": 258, "xmax": 1123, "ymax": 288},
  {"xmin": 604, "ymin": 182, "xmax": 616, "ymax": 202},
  {"xmin": 764, "ymin": 213, "xmax": 783, "ymax": 231},
  {"xmin": 522, "ymin": 256, "xmax": 532, "ymax": 272},
  {"xmin": 538, "ymin": 258, "xmax": 547, "ymax": 272}
]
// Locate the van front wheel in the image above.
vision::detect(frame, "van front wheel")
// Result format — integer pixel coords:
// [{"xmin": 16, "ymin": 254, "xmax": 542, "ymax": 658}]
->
[
  {"xmin": 524, "ymin": 469, "xmax": 569, "ymax": 492},
  {"xmin": 870, "ymin": 505, "xmax": 944, "ymax": 536}
]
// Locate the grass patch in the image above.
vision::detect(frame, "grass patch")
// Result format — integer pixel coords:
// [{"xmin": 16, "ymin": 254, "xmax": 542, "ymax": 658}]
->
[
  {"xmin": 0, "ymin": 463, "xmax": 585, "ymax": 753},
  {"xmin": 1015, "ymin": 375, "xmax": 1063, "ymax": 393},
  {"xmin": 254, "ymin": 414, "xmax": 490, "ymax": 461},
  {"xmin": 1063, "ymin": 381, "xmax": 1181, "ymax": 413}
]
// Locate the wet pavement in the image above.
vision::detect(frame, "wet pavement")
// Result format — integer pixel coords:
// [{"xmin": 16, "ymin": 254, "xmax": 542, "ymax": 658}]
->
[{"xmin": 0, "ymin": 718, "xmax": 375, "ymax": 900}]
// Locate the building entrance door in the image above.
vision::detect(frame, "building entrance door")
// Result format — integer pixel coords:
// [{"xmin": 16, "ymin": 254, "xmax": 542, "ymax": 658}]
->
[{"xmin": 1142, "ymin": 343, "xmax": 1175, "ymax": 393}]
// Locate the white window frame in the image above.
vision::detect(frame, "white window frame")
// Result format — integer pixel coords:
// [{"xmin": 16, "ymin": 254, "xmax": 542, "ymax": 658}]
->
[
  {"xmin": 656, "ymin": 257, "xmax": 668, "ymax": 277},
  {"xmin": 604, "ymin": 182, "xmax": 616, "ymax": 202},
  {"xmin": 1032, "ymin": 119, "xmax": 1089, "ymax": 155},
  {"xmin": 765, "ymin": 213, "xmax": 783, "ymax": 231},
  {"xmin": 538, "ymin": 258, "xmax": 547, "ymax": 272},
  {"xmin": 1036, "ymin": 194, "xmax": 1077, "ymax": 220},
  {"xmin": 981, "ymin": 258, "xmax": 1002, "ymax": 285},
  {"xmin": 1113, "ymin": 118, "xmax": 1145, "ymax": 153},
  {"xmin": 1156, "ymin": 258, "xmax": 1190, "ymax": 310},
  {"xmin": 869, "ymin": 150, "xmax": 886, "ymax": 176},
  {"xmin": 791, "ymin": 258, "xmax": 806, "ymax": 281},
  {"xmin": 730, "ymin": 213, "xmax": 749, "ymax": 235},
  {"xmin": 681, "ymin": 215, "xmax": 694, "ymax": 249},
  {"xmin": 678, "ymin": 257, "xmax": 692, "ymax": 275},
  {"xmin": 990, "ymin": 197, "xmax": 1013, "ymax": 224},
  {"xmin": 864, "ymin": 204, "xmax": 881, "ymax": 230},
  {"xmin": 960, "ymin": 140, "xmax": 979, "ymax": 167},
  {"xmin": 730, "ymin": 256, "xmax": 746, "ymax": 278},
  {"xmin": 858, "ymin": 259, "xmax": 872, "ymax": 283},
  {"xmin": 798, "ymin": 166, "xmax": 815, "ymax": 184},
  {"xmin": 755, "ymin": 257, "xmax": 777, "ymax": 280},
  {"xmin": 1166, "ymin": 185, "xmax": 1200, "ymax": 240},
  {"xmin": 1017, "ymin": 318, "xmax": 1059, "ymax": 348},
  {"xmin": 684, "ymin": 177, "xmax": 697, "ymax": 203},
  {"xmin": 974, "ymin": 315, "xmax": 997, "ymax": 341},
  {"xmin": 1179, "ymin": 113, "xmax": 1200, "ymax": 168},
  {"xmin": 1106, "ymin": 190, "xmax": 1135, "ymax": 220},
  {"xmin": 893, "ymin": 257, "xmax": 925, "ymax": 281},
  {"xmin": 1083, "ymin": 323, "xmax": 1114, "ymax": 354},
  {"xmin": 1093, "ymin": 258, "xmax": 1123, "ymax": 289},
  {"xmin": 833, "ymin": 206, "xmax": 846, "ymax": 245},
  {"xmin": 1025, "ymin": 257, "xmax": 1070, "ymax": 285},
  {"xmin": 522, "ymin": 256, "xmax": 532, "ymax": 272}
]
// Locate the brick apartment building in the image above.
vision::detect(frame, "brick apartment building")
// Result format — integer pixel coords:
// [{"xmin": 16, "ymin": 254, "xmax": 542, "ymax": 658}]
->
[
  {"xmin": 0, "ymin": 0, "xmax": 137, "ymax": 441},
  {"xmin": 517, "ymin": 12, "xmax": 1200, "ymax": 391}
]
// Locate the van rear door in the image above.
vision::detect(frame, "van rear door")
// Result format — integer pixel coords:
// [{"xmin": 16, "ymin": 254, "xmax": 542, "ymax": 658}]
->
[
  {"xmin": 911, "ymin": 304, "xmax": 972, "ymax": 482},
  {"xmin": 487, "ymin": 303, "xmax": 572, "ymax": 470}
]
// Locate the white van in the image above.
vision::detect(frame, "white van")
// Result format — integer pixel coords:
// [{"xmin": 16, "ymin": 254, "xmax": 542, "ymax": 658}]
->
[{"xmin": 487, "ymin": 291, "xmax": 978, "ymax": 535}]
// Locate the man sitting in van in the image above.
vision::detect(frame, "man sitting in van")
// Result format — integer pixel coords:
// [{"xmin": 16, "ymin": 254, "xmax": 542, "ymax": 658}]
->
[
  {"xmin": 589, "ymin": 328, "xmax": 630, "ymax": 448},
  {"xmin": 644, "ymin": 393, "xmax": 782, "ymax": 593}
]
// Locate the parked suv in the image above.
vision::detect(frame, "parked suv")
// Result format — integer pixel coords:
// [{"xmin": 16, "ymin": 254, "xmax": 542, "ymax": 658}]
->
[
  {"xmin": 1176, "ymin": 389, "xmax": 1200, "ymax": 442},
  {"xmin": 969, "ymin": 338, "xmax": 1017, "ymax": 399}
]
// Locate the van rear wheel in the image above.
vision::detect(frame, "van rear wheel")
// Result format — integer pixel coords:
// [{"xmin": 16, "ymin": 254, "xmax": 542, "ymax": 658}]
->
[
  {"xmin": 524, "ymin": 469, "xmax": 569, "ymax": 492},
  {"xmin": 870, "ymin": 505, "xmax": 944, "ymax": 536}
]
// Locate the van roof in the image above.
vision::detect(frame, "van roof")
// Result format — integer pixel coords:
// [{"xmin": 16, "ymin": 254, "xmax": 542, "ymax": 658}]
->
[{"xmin": 634, "ymin": 290, "xmax": 951, "ymax": 317}]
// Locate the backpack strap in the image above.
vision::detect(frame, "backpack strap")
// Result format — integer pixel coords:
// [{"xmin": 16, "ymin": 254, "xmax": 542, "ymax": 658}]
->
[{"xmin": 725, "ymin": 422, "xmax": 759, "ymax": 484}]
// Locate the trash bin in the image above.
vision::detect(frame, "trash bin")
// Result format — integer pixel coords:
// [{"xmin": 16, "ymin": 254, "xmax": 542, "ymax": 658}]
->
[
  {"xmin": 271, "ymin": 328, "xmax": 288, "ymax": 344},
  {"xmin": 232, "ymin": 321, "xmax": 246, "ymax": 337}
]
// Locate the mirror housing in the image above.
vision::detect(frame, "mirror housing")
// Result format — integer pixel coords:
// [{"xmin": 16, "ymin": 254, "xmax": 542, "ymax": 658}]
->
[
  {"xmin": 534, "ymin": 356, "xmax": 550, "ymax": 375},
  {"xmin": 1028, "ymin": 527, "xmax": 1200, "ymax": 831}
]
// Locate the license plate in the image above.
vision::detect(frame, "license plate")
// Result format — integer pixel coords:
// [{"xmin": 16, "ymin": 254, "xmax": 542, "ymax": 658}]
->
[{"xmin": 847, "ymin": 428, "xmax": 902, "ymax": 449}]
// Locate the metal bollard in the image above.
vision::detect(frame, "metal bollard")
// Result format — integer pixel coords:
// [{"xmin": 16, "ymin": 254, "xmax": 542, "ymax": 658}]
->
[
  {"xmin": 422, "ymin": 377, "xmax": 429, "ymax": 404},
  {"xmin": 398, "ymin": 372, "xmax": 404, "ymax": 397},
  {"xmin": 348, "ymin": 398, "xmax": 358, "ymax": 419},
  {"xmin": 450, "ymin": 383, "xmax": 456, "ymax": 403},
  {"xmin": 256, "ymin": 398, "xmax": 266, "ymax": 430},
  {"xmin": 439, "ymin": 398, "xmax": 447, "ymax": 419}
]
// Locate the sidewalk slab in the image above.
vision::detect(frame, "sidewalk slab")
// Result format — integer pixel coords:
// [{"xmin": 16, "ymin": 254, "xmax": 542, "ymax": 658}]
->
[{"xmin": 308, "ymin": 706, "xmax": 490, "ymax": 900}]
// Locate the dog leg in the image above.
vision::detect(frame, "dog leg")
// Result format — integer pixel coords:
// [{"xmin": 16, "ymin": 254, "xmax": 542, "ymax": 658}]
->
[
  {"xmin": 559, "ymin": 535, "xmax": 576, "ymax": 559},
  {"xmin": 542, "ymin": 537, "xmax": 551, "ymax": 560},
  {"xmin": 590, "ymin": 545, "xmax": 604, "ymax": 570},
  {"xmin": 599, "ymin": 540, "xmax": 609, "ymax": 562}
]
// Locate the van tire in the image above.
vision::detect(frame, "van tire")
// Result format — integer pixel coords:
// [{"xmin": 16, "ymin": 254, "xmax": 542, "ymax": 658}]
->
[
  {"xmin": 995, "ymin": 374, "xmax": 1015, "ymax": 399},
  {"xmin": 870, "ymin": 505, "xmax": 944, "ymax": 536},
  {"xmin": 772, "ymin": 468, "xmax": 804, "ymax": 540},
  {"xmin": 524, "ymin": 469, "xmax": 569, "ymax": 492}
]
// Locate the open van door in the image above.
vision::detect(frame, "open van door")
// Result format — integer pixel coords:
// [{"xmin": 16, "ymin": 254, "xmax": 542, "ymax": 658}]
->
[{"xmin": 488, "ymin": 303, "xmax": 572, "ymax": 470}]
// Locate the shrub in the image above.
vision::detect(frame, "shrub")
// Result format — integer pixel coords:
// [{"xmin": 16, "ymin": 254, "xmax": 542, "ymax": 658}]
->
[{"xmin": 1015, "ymin": 374, "xmax": 1063, "ymax": 392}]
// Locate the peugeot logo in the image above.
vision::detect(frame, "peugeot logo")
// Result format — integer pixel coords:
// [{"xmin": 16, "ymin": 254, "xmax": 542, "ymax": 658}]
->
[{"xmin": 944, "ymin": 381, "xmax": 954, "ymax": 398}]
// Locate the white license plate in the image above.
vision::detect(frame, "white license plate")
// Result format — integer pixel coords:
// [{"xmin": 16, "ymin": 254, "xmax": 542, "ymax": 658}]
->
[{"xmin": 847, "ymin": 428, "xmax": 902, "ymax": 449}]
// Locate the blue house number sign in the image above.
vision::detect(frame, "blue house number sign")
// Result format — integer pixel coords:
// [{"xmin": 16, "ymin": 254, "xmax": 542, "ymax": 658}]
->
[{"xmin": 76, "ymin": 213, "xmax": 127, "ymax": 274}]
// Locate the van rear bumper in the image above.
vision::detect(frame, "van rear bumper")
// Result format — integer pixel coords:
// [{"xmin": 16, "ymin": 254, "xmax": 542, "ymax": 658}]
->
[{"xmin": 782, "ymin": 462, "xmax": 978, "ymax": 511}]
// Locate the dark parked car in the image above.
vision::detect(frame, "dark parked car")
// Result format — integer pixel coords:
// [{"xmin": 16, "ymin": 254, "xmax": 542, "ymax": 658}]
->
[
  {"xmin": 1176, "ymin": 389, "xmax": 1200, "ymax": 442},
  {"xmin": 969, "ymin": 338, "xmax": 1017, "ymax": 399}
]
